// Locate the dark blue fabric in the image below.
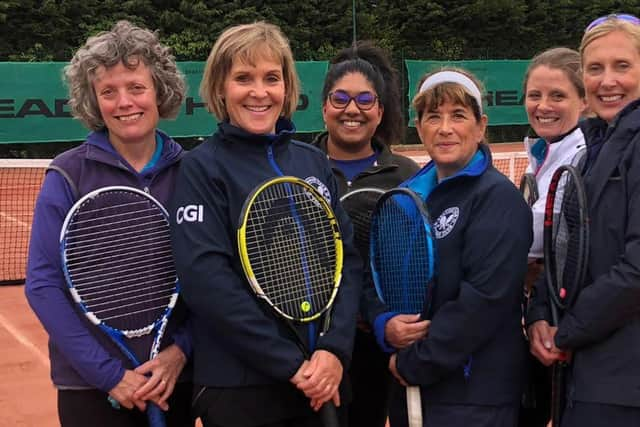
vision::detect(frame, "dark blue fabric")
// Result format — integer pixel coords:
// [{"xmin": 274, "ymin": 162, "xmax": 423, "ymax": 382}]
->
[
  {"xmin": 545, "ymin": 99, "xmax": 640, "ymax": 408},
  {"xmin": 329, "ymin": 151, "xmax": 378, "ymax": 181},
  {"xmin": 389, "ymin": 381, "xmax": 519, "ymax": 427},
  {"xmin": 169, "ymin": 118, "xmax": 362, "ymax": 394},
  {"xmin": 561, "ymin": 402, "xmax": 640, "ymax": 427},
  {"xmin": 387, "ymin": 144, "xmax": 531, "ymax": 407}
]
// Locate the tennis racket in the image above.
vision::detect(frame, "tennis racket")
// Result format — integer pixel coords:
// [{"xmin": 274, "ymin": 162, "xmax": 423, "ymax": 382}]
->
[
  {"xmin": 339, "ymin": 187, "xmax": 385, "ymax": 262},
  {"xmin": 61, "ymin": 186, "xmax": 179, "ymax": 427},
  {"xmin": 520, "ymin": 172, "xmax": 540, "ymax": 307},
  {"xmin": 370, "ymin": 188, "xmax": 436, "ymax": 427},
  {"xmin": 519, "ymin": 172, "xmax": 539, "ymax": 208},
  {"xmin": 237, "ymin": 176, "xmax": 343, "ymax": 427},
  {"xmin": 543, "ymin": 165, "xmax": 589, "ymax": 427}
]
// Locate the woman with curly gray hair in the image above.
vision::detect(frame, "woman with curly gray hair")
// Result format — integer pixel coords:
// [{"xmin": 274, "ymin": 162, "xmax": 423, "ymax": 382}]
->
[{"xmin": 25, "ymin": 20, "xmax": 193, "ymax": 427}]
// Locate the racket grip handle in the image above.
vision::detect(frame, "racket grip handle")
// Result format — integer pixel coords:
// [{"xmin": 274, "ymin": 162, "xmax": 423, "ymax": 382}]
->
[
  {"xmin": 146, "ymin": 402, "xmax": 167, "ymax": 427},
  {"xmin": 319, "ymin": 401, "xmax": 340, "ymax": 427}
]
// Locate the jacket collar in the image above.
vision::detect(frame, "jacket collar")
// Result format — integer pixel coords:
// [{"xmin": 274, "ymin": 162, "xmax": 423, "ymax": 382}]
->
[
  {"xmin": 310, "ymin": 131, "xmax": 398, "ymax": 169},
  {"xmin": 524, "ymin": 127, "xmax": 585, "ymax": 173},
  {"xmin": 84, "ymin": 129, "xmax": 183, "ymax": 173},
  {"xmin": 216, "ymin": 117, "xmax": 296, "ymax": 153},
  {"xmin": 583, "ymin": 99, "xmax": 640, "ymax": 206},
  {"xmin": 402, "ymin": 143, "xmax": 490, "ymax": 202}
]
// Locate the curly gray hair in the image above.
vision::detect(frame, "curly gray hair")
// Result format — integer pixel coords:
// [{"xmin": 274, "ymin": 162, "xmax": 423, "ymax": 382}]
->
[{"xmin": 64, "ymin": 20, "xmax": 186, "ymax": 130}]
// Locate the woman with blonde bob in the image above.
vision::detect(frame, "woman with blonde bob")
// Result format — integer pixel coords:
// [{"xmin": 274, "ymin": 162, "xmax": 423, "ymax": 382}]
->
[
  {"xmin": 169, "ymin": 21, "xmax": 361, "ymax": 427},
  {"xmin": 382, "ymin": 67, "xmax": 531, "ymax": 427},
  {"xmin": 25, "ymin": 20, "xmax": 192, "ymax": 426},
  {"xmin": 527, "ymin": 13, "xmax": 640, "ymax": 427}
]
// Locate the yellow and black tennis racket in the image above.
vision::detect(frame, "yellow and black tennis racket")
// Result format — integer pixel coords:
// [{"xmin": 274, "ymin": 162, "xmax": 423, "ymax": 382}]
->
[{"xmin": 237, "ymin": 176, "xmax": 342, "ymax": 427}]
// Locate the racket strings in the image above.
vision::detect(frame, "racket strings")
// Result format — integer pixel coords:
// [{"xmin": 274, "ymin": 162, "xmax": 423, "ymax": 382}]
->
[
  {"xmin": 341, "ymin": 190, "xmax": 382, "ymax": 260},
  {"xmin": 66, "ymin": 217, "xmax": 167, "ymax": 250},
  {"xmin": 68, "ymin": 245, "xmax": 173, "ymax": 275},
  {"xmin": 244, "ymin": 183, "xmax": 338, "ymax": 320},
  {"xmin": 247, "ymin": 220, "xmax": 335, "ymax": 310},
  {"xmin": 520, "ymin": 174, "xmax": 539, "ymax": 208},
  {"xmin": 66, "ymin": 203, "xmax": 163, "ymax": 235},
  {"xmin": 64, "ymin": 191, "xmax": 178, "ymax": 331},
  {"xmin": 551, "ymin": 172, "xmax": 588, "ymax": 307},
  {"xmin": 372, "ymin": 194, "xmax": 434, "ymax": 314},
  {"xmin": 69, "ymin": 260, "xmax": 176, "ymax": 294},
  {"xmin": 66, "ymin": 226, "xmax": 169, "ymax": 255}
]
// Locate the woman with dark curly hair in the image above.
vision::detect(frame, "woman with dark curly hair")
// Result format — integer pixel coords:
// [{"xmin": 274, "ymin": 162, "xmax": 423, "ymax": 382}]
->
[
  {"xmin": 311, "ymin": 41, "xmax": 420, "ymax": 427},
  {"xmin": 25, "ymin": 20, "xmax": 192, "ymax": 427}
]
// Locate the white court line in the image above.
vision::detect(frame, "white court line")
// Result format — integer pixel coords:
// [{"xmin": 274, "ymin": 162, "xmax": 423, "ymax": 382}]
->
[
  {"xmin": 0, "ymin": 310, "xmax": 50, "ymax": 368},
  {"xmin": 0, "ymin": 211, "xmax": 30, "ymax": 228}
]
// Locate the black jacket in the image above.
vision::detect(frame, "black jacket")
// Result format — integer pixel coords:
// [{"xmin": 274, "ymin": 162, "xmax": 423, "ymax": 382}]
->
[
  {"xmin": 529, "ymin": 100, "xmax": 640, "ymax": 407},
  {"xmin": 169, "ymin": 119, "xmax": 362, "ymax": 390},
  {"xmin": 311, "ymin": 132, "xmax": 421, "ymax": 195},
  {"xmin": 311, "ymin": 132, "xmax": 420, "ymax": 324}
]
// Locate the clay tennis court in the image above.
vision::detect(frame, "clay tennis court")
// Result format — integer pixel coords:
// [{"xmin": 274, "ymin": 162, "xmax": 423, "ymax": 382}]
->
[{"xmin": 0, "ymin": 144, "xmax": 528, "ymax": 426}]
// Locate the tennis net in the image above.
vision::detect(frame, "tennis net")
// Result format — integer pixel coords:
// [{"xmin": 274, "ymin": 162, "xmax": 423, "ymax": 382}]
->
[
  {"xmin": 0, "ymin": 150, "xmax": 528, "ymax": 286},
  {"xmin": 0, "ymin": 159, "xmax": 50, "ymax": 285}
]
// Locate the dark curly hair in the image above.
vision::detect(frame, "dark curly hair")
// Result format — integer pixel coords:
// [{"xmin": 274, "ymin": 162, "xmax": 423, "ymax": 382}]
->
[{"xmin": 321, "ymin": 41, "xmax": 403, "ymax": 145}]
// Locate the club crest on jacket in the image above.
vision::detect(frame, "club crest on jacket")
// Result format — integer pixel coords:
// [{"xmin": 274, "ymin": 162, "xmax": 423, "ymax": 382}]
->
[
  {"xmin": 434, "ymin": 207, "xmax": 459, "ymax": 239},
  {"xmin": 304, "ymin": 176, "xmax": 332, "ymax": 205}
]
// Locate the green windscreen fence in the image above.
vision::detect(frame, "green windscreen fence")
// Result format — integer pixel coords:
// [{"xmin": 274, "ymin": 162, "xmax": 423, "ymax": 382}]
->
[
  {"xmin": 405, "ymin": 60, "xmax": 531, "ymax": 126},
  {"xmin": 0, "ymin": 60, "xmax": 532, "ymax": 143},
  {"xmin": 0, "ymin": 61, "xmax": 329, "ymax": 143}
]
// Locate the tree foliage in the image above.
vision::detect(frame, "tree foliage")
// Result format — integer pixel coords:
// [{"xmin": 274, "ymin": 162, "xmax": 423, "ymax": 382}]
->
[{"xmin": 3, "ymin": 0, "xmax": 639, "ymax": 63}]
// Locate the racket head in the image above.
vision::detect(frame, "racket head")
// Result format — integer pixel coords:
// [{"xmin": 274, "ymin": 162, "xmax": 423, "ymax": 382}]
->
[
  {"xmin": 369, "ymin": 188, "xmax": 436, "ymax": 315},
  {"xmin": 60, "ymin": 186, "xmax": 179, "ymax": 343},
  {"xmin": 543, "ymin": 165, "xmax": 589, "ymax": 319},
  {"xmin": 519, "ymin": 173, "xmax": 539, "ymax": 208},
  {"xmin": 339, "ymin": 187, "xmax": 385, "ymax": 261},
  {"xmin": 237, "ymin": 176, "xmax": 343, "ymax": 323}
]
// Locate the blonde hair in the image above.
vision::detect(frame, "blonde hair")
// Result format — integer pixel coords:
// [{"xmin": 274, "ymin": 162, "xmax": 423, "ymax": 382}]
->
[
  {"xmin": 580, "ymin": 17, "xmax": 640, "ymax": 59},
  {"xmin": 200, "ymin": 21, "xmax": 300, "ymax": 121},
  {"xmin": 412, "ymin": 67, "xmax": 485, "ymax": 122}
]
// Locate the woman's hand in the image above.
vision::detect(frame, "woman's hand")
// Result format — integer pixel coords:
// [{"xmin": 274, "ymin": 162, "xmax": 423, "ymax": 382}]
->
[
  {"xmin": 132, "ymin": 344, "xmax": 187, "ymax": 410},
  {"xmin": 109, "ymin": 369, "xmax": 148, "ymax": 410},
  {"xmin": 527, "ymin": 320, "xmax": 569, "ymax": 366},
  {"xmin": 295, "ymin": 350, "xmax": 343, "ymax": 411},
  {"xmin": 385, "ymin": 314, "xmax": 430, "ymax": 349},
  {"xmin": 389, "ymin": 353, "xmax": 409, "ymax": 386}
]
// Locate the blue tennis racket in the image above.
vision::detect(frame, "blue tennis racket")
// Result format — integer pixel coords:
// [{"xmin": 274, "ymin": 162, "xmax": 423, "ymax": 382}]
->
[
  {"xmin": 61, "ymin": 186, "xmax": 179, "ymax": 427},
  {"xmin": 370, "ymin": 187, "xmax": 436, "ymax": 427}
]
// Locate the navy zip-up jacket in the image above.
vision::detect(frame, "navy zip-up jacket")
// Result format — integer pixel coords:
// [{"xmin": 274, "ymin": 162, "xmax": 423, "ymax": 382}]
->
[
  {"xmin": 528, "ymin": 100, "xmax": 640, "ymax": 407},
  {"xmin": 169, "ymin": 119, "xmax": 362, "ymax": 390},
  {"xmin": 25, "ymin": 129, "xmax": 190, "ymax": 392},
  {"xmin": 382, "ymin": 145, "xmax": 532, "ymax": 406}
]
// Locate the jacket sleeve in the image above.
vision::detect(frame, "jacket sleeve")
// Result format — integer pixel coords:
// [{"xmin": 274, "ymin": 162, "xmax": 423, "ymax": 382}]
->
[
  {"xmin": 169, "ymin": 156, "xmax": 306, "ymax": 382},
  {"xmin": 314, "ymin": 170, "xmax": 363, "ymax": 368},
  {"xmin": 360, "ymin": 269, "xmax": 387, "ymax": 326},
  {"xmin": 168, "ymin": 311, "xmax": 192, "ymax": 359},
  {"xmin": 24, "ymin": 171, "xmax": 125, "ymax": 392},
  {"xmin": 525, "ymin": 270, "xmax": 553, "ymax": 327},
  {"xmin": 555, "ymin": 142, "xmax": 640, "ymax": 350},
  {"xmin": 397, "ymin": 184, "xmax": 532, "ymax": 386}
]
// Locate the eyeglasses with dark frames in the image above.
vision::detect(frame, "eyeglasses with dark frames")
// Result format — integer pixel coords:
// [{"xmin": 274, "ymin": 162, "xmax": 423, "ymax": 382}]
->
[
  {"xmin": 327, "ymin": 90, "xmax": 378, "ymax": 111},
  {"xmin": 585, "ymin": 13, "xmax": 640, "ymax": 32}
]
